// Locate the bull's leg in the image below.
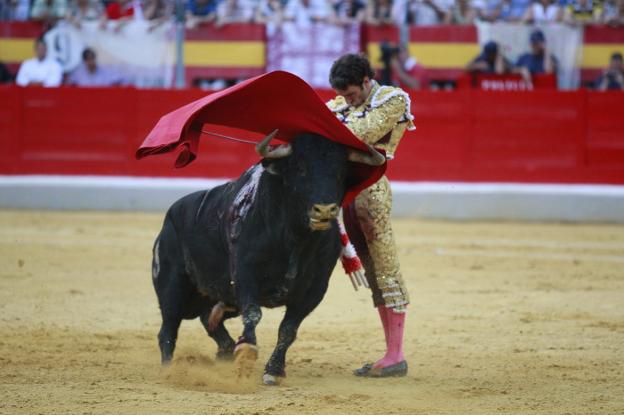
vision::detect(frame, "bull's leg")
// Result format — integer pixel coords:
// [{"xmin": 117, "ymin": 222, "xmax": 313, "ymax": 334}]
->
[
  {"xmin": 227, "ymin": 263, "xmax": 263, "ymax": 377},
  {"xmin": 153, "ymin": 224, "xmax": 189, "ymax": 365},
  {"xmin": 200, "ymin": 310, "xmax": 236, "ymax": 360},
  {"xmin": 262, "ymin": 309, "xmax": 303, "ymax": 384},
  {"xmin": 238, "ymin": 302, "xmax": 262, "ymax": 346},
  {"xmin": 232, "ymin": 302, "xmax": 262, "ymax": 378},
  {"xmin": 157, "ymin": 276, "xmax": 189, "ymax": 364},
  {"xmin": 232, "ymin": 265, "xmax": 262, "ymax": 347},
  {"xmin": 263, "ymin": 273, "xmax": 331, "ymax": 385},
  {"xmin": 158, "ymin": 316, "xmax": 182, "ymax": 364}
]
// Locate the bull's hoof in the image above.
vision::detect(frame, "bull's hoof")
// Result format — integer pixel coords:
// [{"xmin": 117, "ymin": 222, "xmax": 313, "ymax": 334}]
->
[
  {"xmin": 234, "ymin": 343, "xmax": 258, "ymax": 379},
  {"xmin": 262, "ymin": 373, "xmax": 280, "ymax": 386},
  {"xmin": 216, "ymin": 349, "xmax": 234, "ymax": 361}
]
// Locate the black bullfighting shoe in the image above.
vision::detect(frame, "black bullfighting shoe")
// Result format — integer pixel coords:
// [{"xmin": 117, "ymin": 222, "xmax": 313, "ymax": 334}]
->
[
  {"xmin": 354, "ymin": 360, "xmax": 408, "ymax": 378},
  {"xmin": 353, "ymin": 362, "xmax": 374, "ymax": 376}
]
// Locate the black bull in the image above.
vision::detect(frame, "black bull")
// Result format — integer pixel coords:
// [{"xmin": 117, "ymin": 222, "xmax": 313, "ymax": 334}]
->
[{"xmin": 151, "ymin": 132, "xmax": 384, "ymax": 384}]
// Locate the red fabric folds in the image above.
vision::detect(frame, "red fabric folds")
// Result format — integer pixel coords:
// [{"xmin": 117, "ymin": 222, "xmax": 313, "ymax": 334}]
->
[{"xmin": 136, "ymin": 70, "xmax": 386, "ymax": 205}]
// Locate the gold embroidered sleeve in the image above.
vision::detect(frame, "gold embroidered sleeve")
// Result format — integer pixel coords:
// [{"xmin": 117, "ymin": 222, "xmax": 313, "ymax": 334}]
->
[
  {"xmin": 378, "ymin": 121, "xmax": 408, "ymax": 159},
  {"xmin": 326, "ymin": 96, "xmax": 347, "ymax": 112},
  {"xmin": 345, "ymin": 95, "xmax": 407, "ymax": 145}
]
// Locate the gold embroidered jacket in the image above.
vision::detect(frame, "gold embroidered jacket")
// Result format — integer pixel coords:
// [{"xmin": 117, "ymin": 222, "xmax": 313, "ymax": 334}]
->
[{"xmin": 326, "ymin": 81, "xmax": 415, "ymax": 159}]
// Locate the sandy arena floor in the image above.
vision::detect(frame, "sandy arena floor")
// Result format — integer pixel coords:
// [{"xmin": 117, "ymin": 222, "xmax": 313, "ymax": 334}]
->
[{"xmin": 0, "ymin": 210, "xmax": 623, "ymax": 415}]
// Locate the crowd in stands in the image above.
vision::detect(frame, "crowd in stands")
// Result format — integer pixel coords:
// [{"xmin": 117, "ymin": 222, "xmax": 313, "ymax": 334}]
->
[
  {"xmin": 0, "ymin": 0, "xmax": 623, "ymax": 90},
  {"xmin": 2, "ymin": 0, "xmax": 623, "ymax": 27}
]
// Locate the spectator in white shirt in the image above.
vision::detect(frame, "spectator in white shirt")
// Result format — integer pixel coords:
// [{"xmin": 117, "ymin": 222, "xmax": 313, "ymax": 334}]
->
[
  {"xmin": 216, "ymin": 0, "xmax": 255, "ymax": 25},
  {"xmin": 522, "ymin": 0, "xmax": 562, "ymax": 22},
  {"xmin": 283, "ymin": 0, "xmax": 331, "ymax": 26},
  {"xmin": 393, "ymin": 0, "xmax": 452, "ymax": 25},
  {"xmin": 16, "ymin": 38, "xmax": 63, "ymax": 88}
]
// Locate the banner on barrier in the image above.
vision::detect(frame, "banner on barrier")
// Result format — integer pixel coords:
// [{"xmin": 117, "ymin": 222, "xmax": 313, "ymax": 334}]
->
[
  {"xmin": 476, "ymin": 22, "xmax": 582, "ymax": 90},
  {"xmin": 266, "ymin": 22, "xmax": 360, "ymax": 88},
  {"xmin": 44, "ymin": 20, "xmax": 175, "ymax": 88}
]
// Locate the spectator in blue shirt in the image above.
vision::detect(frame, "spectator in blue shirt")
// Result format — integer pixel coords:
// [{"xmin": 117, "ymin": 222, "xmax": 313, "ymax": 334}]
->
[
  {"xmin": 514, "ymin": 30, "xmax": 558, "ymax": 88},
  {"xmin": 66, "ymin": 48, "xmax": 125, "ymax": 87},
  {"xmin": 515, "ymin": 30, "xmax": 558, "ymax": 74},
  {"xmin": 186, "ymin": 0, "xmax": 221, "ymax": 28},
  {"xmin": 482, "ymin": 0, "xmax": 531, "ymax": 21}
]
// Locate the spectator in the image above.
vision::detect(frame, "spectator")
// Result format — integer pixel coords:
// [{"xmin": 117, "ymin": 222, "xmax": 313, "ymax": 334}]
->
[
  {"xmin": 601, "ymin": 0, "xmax": 623, "ymax": 24},
  {"xmin": 331, "ymin": 0, "xmax": 366, "ymax": 23},
  {"xmin": 444, "ymin": 0, "xmax": 484, "ymax": 23},
  {"xmin": 216, "ymin": 0, "xmax": 255, "ymax": 25},
  {"xmin": 283, "ymin": 0, "xmax": 331, "ymax": 26},
  {"xmin": 522, "ymin": 0, "xmax": 562, "ymax": 22},
  {"xmin": 563, "ymin": 0, "xmax": 602, "ymax": 23},
  {"xmin": 378, "ymin": 43, "xmax": 428, "ymax": 89},
  {"xmin": 399, "ymin": 0, "xmax": 452, "ymax": 25},
  {"xmin": 186, "ymin": 0, "xmax": 221, "ymax": 28},
  {"xmin": 0, "ymin": 0, "xmax": 31, "ymax": 20},
  {"xmin": 30, "ymin": 0, "xmax": 69, "ymax": 27},
  {"xmin": 255, "ymin": 0, "xmax": 287, "ymax": 36},
  {"xmin": 105, "ymin": 0, "xmax": 145, "ymax": 32},
  {"xmin": 67, "ymin": 0, "xmax": 105, "ymax": 28},
  {"xmin": 594, "ymin": 52, "xmax": 624, "ymax": 90},
  {"xmin": 481, "ymin": 0, "xmax": 531, "ymax": 22},
  {"xmin": 0, "ymin": 62, "xmax": 13, "ymax": 83},
  {"xmin": 514, "ymin": 29, "xmax": 557, "ymax": 86},
  {"xmin": 466, "ymin": 41, "xmax": 512, "ymax": 74},
  {"xmin": 105, "ymin": 0, "xmax": 140, "ymax": 20},
  {"xmin": 15, "ymin": 37, "xmax": 63, "ymax": 87},
  {"xmin": 365, "ymin": 0, "xmax": 394, "ymax": 24},
  {"xmin": 66, "ymin": 48, "xmax": 125, "ymax": 87},
  {"xmin": 144, "ymin": 0, "xmax": 172, "ymax": 30},
  {"xmin": 390, "ymin": 45, "xmax": 428, "ymax": 89}
]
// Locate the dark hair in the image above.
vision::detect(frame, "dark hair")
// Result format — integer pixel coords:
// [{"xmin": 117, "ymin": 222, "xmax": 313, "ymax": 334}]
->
[
  {"xmin": 612, "ymin": 52, "xmax": 623, "ymax": 62},
  {"xmin": 82, "ymin": 47, "xmax": 96, "ymax": 61},
  {"xmin": 529, "ymin": 29, "xmax": 545, "ymax": 44},
  {"xmin": 329, "ymin": 54, "xmax": 375, "ymax": 90},
  {"xmin": 35, "ymin": 36, "xmax": 46, "ymax": 47}
]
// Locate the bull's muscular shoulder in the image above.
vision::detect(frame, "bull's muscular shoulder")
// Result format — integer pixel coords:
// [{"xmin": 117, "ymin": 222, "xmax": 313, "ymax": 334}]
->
[{"xmin": 326, "ymin": 96, "xmax": 349, "ymax": 113}]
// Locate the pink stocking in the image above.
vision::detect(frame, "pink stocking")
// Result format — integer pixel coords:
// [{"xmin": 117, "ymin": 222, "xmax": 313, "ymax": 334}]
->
[
  {"xmin": 373, "ymin": 308, "xmax": 406, "ymax": 369},
  {"xmin": 377, "ymin": 306, "xmax": 390, "ymax": 348}
]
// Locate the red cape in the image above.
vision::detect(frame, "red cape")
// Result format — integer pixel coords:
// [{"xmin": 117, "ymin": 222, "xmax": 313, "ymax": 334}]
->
[{"xmin": 136, "ymin": 70, "xmax": 386, "ymax": 205}]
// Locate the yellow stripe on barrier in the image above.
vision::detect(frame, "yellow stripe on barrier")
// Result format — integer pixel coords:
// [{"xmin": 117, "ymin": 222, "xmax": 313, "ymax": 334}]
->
[
  {"xmin": 3, "ymin": 36, "xmax": 621, "ymax": 70},
  {"xmin": 368, "ymin": 42, "xmax": 480, "ymax": 68},
  {"xmin": 184, "ymin": 41, "xmax": 265, "ymax": 67},
  {"xmin": 0, "ymin": 38, "xmax": 34, "ymax": 62},
  {"xmin": 581, "ymin": 44, "xmax": 624, "ymax": 68},
  {"xmin": 408, "ymin": 43, "xmax": 480, "ymax": 68}
]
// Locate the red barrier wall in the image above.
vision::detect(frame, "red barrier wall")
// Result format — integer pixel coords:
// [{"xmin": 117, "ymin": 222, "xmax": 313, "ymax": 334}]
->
[{"xmin": 1, "ymin": 85, "xmax": 623, "ymax": 184}]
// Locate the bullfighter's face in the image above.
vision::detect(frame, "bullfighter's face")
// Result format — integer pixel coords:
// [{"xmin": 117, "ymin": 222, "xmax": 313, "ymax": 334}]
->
[{"xmin": 334, "ymin": 77, "xmax": 373, "ymax": 108}]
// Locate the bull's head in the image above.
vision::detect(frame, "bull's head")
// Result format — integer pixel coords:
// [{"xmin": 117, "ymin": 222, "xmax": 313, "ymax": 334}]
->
[{"xmin": 256, "ymin": 130, "xmax": 384, "ymax": 232}]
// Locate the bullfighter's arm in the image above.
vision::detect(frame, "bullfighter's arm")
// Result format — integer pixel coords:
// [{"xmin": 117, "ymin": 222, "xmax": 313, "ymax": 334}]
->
[{"xmin": 344, "ymin": 95, "xmax": 407, "ymax": 146}]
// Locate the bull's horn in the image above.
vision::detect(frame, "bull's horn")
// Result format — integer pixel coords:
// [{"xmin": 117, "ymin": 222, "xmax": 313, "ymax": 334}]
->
[
  {"xmin": 347, "ymin": 145, "xmax": 386, "ymax": 166},
  {"xmin": 255, "ymin": 129, "xmax": 292, "ymax": 159}
]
